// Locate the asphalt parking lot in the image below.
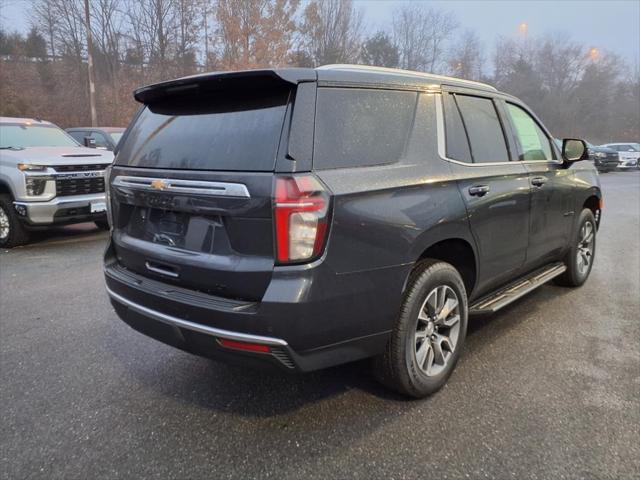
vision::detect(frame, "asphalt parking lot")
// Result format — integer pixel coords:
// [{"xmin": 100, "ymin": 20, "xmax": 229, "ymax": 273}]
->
[{"xmin": 1, "ymin": 171, "xmax": 639, "ymax": 480}]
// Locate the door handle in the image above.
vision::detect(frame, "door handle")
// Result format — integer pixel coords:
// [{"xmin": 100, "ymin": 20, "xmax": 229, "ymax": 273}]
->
[
  {"xmin": 468, "ymin": 185, "xmax": 490, "ymax": 197},
  {"xmin": 531, "ymin": 176, "xmax": 547, "ymax": 187}
]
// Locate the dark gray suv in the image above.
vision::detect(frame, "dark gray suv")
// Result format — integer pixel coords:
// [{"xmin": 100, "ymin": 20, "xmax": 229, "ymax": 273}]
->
[{"xmin": 104, "ymin": 65, "xmax": 601, "ymax": 397}]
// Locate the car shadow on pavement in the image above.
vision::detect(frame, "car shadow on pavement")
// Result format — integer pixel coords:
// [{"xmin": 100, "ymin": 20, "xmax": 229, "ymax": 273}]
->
[
  {"xmin": 106, "ymin": 282, "xmax": 578, "ymax": 419},
  {"xmin": 12, "ymin": 222, "xmax": 107, "ymax": 248}
]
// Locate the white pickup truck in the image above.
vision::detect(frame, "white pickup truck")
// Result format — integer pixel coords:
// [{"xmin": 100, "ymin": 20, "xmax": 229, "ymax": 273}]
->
[{"xmin": 0, "ymin": 117, "xmax": 114, "ymax": 247}]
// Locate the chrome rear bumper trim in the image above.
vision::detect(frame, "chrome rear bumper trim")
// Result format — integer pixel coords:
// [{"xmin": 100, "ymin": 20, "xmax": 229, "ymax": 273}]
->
[{"xmin": 106, "ymin": 287, "xmax": 288, "ymax": 346}]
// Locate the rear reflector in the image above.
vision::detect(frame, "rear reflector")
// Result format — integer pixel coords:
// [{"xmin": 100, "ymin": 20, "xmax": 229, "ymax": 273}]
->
[{"xmin": 218, "ymin": 339, "xmax": 270, "ymax": 353}]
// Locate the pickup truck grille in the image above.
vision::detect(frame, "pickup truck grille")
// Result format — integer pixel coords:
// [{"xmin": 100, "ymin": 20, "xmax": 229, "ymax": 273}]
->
[
  {"xmin": 56, "ymin": 177, "xmax": 105, "ymax": 196},
  {"xmin": 52, "ymin": 164, "xmax": 111, "ymax": 172}
]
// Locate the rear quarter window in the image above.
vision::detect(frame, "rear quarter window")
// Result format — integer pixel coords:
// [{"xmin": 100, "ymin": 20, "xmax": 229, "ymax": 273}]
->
[{"xmin": 313, "ymin": 88, "xmax": 418, "ymax": 169}]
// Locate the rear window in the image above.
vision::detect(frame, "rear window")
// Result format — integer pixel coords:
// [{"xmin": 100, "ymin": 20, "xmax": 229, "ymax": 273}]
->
[
  {"xmin": 454, "ymin": 94, "xmax": 510, "ymax": 163},
  {"xmin": 443, "ymin": 93, "xmax": 472, "ymax": 163},
  {"xmin": 313, "ymin": 88, "xmax": 418, "ymax": 169},
  {"xmin": 115, "ymin": 88, "xmax": 290, "ymax": 171}
]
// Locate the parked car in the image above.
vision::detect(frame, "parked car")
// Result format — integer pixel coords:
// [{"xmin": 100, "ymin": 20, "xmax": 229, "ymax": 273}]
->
[
  {"xmin": 585, "ymin": 142, "xmax": 620, "ymax": 172},
  {"xmin": 66, "ymin": 127, "xmax": 125, "ymax": 151},
  {"xmin": 600, "ymin": 142, "xmax": 640, "ymax": 169},
  {"xmin": 104, "ymin": 65, "xmax": 601, "ymax": 398},
  {"xmin": 0, "ymin": 117, "xmax": 113, "ymax": 247}
]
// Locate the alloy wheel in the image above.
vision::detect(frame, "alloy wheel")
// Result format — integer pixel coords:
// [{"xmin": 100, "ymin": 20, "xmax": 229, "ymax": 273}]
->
[
  {"xmin": 414, "ymin": 285, "xmax": 461, "ymax": 376},
  {"xmin": 0, "ymin": 205, "xmax": 9, "ymax": 241},
  {"xmin": 577, "ymin": 220, "xmax": 595, "ymax": 275}
]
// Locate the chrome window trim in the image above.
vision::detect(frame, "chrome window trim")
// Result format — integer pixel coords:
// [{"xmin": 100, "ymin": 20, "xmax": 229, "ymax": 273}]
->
[
  {"xmin": 112, "ymin": 176, "xmax": 250, "ymax": 198},
  {"xmin": 435, "ymin": 94, "xmax": 563, "ymax": 167},
  {"xmin": 106, "ymin": 287, "xmax": 288, "ymax": 346}
]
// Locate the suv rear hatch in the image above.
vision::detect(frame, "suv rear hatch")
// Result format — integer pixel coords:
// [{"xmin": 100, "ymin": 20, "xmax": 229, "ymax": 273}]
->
[{"xmin": 109, "ymin": 70, "xmax": 314, "ymax": 301}]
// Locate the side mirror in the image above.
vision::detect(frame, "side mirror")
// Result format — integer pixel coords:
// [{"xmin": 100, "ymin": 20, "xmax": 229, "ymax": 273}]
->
[
  {"xmin": 84, "ymin": 136, "xmax": 96, "ymax": 148},
  {"xmin": 562, "ymin": 139, "xmax": 589, "ymax": 163}
]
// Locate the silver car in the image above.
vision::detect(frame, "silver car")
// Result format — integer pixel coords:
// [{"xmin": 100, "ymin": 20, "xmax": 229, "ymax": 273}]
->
[{"xmin": 600, "ymin": 143, "xmax": 640, "ymax": 169}]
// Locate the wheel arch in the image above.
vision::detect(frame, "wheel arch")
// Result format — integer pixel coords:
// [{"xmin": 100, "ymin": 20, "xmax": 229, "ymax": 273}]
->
[
  {"xmin": 582, "ymin": 194, "xmax": 602, "ymax": 228},
  {"xmin": 405, "ymin": 233, "xmax": 478, "ymax": 299},
  {"xmin": 0, "ymin": 179, "xmax": 15, "ymax": 197}
]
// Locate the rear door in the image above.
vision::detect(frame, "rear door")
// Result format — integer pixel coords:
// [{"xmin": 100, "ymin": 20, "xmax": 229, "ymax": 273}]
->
[
  {"xmin": 109, "ymin": 85, "xmax": 294, "ymax": 301},
  {"xmin": 502, "ymin": 101, "xmax": 574, "ymax": 267},
  {"xmin": 442, "ymin": 91, "xmax": 530, "ymax": 295}
]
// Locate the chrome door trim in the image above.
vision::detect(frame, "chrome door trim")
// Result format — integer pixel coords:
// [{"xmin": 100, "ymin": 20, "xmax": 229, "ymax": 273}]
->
[
  {"xmin": 112, "ymin": 176, "xmax": 251, "ymax": 198},
  {"xmin": 435, "ymin": 94, "xmax": 563, "ymax": 167}
]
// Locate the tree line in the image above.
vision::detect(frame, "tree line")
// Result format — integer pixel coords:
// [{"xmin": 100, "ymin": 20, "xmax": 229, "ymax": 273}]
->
[{"xmin": 0, "ymin": 0, "xmax": 637, "ymax": 143}]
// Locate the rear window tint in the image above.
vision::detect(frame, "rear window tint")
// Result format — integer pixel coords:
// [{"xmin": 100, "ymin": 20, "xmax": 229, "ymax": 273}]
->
[
  {"xmin": 455, "ymin": 94, "xmax": 510, "ymax": 163},
  {"xmin": 115, "ymin": 88, "xmax": 289, "ymax": 171},
  {"xmin": 313, "ymin": 88, "xmax": 417, "ymax": 169},
  {"xmin": 443, "ymin": 93, "xmax": 472, "ymax": 163}
]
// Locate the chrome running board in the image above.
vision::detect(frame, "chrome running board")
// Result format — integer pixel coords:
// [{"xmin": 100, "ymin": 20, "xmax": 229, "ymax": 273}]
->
[{"xmin": 469, "ymin": 262, "xmax": 566, "ymax": 314}]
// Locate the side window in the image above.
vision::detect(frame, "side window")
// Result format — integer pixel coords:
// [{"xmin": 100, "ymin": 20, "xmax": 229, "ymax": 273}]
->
[
  {"xmin": 506, "ymin": 103, "xmax": 554, "ymax": 161},
  {"xmin": 67, "ymin": 131, "xmax": 86, "ymax": 144},
  {"xmin": 89, "ymin": 131, "xmax": 110, "ymax": 149},
  {"xmin": 443, "ymin": 93, "xmax": 472, "ymax": 163},
  {"xmin": 455, "ymin": 94, "xmax": 510, "ymax": 163},
  {"xmin": 314, "ymin": 88, "xmax": 418, "ymax": 169}
]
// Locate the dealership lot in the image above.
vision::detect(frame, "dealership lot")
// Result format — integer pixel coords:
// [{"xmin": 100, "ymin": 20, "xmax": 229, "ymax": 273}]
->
[{"xmin": 1, "ymin": 172, "xmax": 638, "ymax": 479}]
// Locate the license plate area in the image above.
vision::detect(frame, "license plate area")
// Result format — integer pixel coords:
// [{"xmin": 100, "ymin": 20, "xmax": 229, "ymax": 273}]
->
[
  {"xmin": 91, "ymin": 201, "xmax": 107, "ymax": 213},
  {"xmin": 125, "ymin": 206, "xmax": 226, "ymax": 254}
]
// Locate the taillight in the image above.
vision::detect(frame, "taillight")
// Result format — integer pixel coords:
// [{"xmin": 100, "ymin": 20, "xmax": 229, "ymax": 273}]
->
[{"xmin": 274, "ymin": 175, "xmax": 330, "ymax": 264}]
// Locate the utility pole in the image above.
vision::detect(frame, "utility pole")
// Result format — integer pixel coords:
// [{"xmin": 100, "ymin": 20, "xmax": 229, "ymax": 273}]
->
[
  {"xmin": 84, "ymin": 0, "xmax": 98, "ymax": 127},
  {"xmin": 204, "ymin": 3, "xmax": 209, "ymax": 71}
]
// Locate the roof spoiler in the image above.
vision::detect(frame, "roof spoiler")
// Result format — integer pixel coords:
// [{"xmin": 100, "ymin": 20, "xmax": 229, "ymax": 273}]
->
[{"xmin": 133, "ymin": 68, "xmax": 317, "ymax": 104}]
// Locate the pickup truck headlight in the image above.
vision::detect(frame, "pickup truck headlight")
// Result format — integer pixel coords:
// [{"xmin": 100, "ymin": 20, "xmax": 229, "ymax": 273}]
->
[
  {"xmin": 593, "ymin": 152, "xmax": 606, "ymax": 159},
  {"xmin": 25, "ymin": 177, "xmax": 48, "ymax": 196},
  {"xmin": 18, "ymin": 163, "xmax": 48, "ymax": 172}
]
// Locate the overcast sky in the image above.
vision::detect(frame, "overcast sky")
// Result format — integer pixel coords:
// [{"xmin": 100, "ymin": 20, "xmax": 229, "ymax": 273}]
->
[{"xmin": 1, "ymin": 0, "xmax": 639, "ymax": 66}]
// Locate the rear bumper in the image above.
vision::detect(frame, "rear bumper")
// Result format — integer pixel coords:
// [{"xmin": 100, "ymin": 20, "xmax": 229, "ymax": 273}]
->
[
  {"xmin": 14, "ymin": 193, "xmax": 107, "ymax": 225},
  {"xmin": 107, "ymin": 287, "xmax": 298, "ymax": 370},
  {"xmin": 104, "ymin": 242, "xmax": 404, "ymax": 372}
]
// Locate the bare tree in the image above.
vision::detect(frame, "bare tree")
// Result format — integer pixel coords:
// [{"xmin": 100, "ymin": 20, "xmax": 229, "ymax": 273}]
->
[
  {"xmin": 215, "ymin": 0, "xmax": 299, "ymax": 69},
  {"xmin": 535, "ymin": 33, "xmax": 586, "ymax": 93},
  {"xmin": 300, "ymin": 0, "xmax": 363, "ymax": 66},
  {"xmin": 32, "ymin": 0, "xmax": 58, "ymax": 58},
  {"xmin": 393, "ymin": 4, "xmax": 457, "ymax": 73},
  {"xmin": 125, "ymin": 0, "xmax": 176, "ymax": 78},
  {"xmin": 446, "ymin": 29, "xmax": 483, "ymax": 80},
  {"xmin": 174, "ymin": 0, "xmax": 201, "ymax": 74}
]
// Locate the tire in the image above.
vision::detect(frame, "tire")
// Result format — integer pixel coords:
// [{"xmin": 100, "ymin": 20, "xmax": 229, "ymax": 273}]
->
[
  {"xmin": 554, "ymin": 208, "xmax": 596, "ymax": 287},
  {"xmin": 0, "ymin": 194, "xmax": 30, "ymax": 248},
  {"xmin": 94, "ymin": 219, "xmax": 110, "ymax": 230},
  {"xmin": 374, "ymin": 259, "xmax": 468, "ymax": 398}
]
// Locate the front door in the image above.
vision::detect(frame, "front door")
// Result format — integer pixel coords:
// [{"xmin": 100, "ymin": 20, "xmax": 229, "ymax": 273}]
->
[
  {"xmin": 441, "ymin": 92, "xmax": 530, "ymax": 296},
  {"xmin": 502, "ymin": 102, "xmax": 573, "ymax": 267}
]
